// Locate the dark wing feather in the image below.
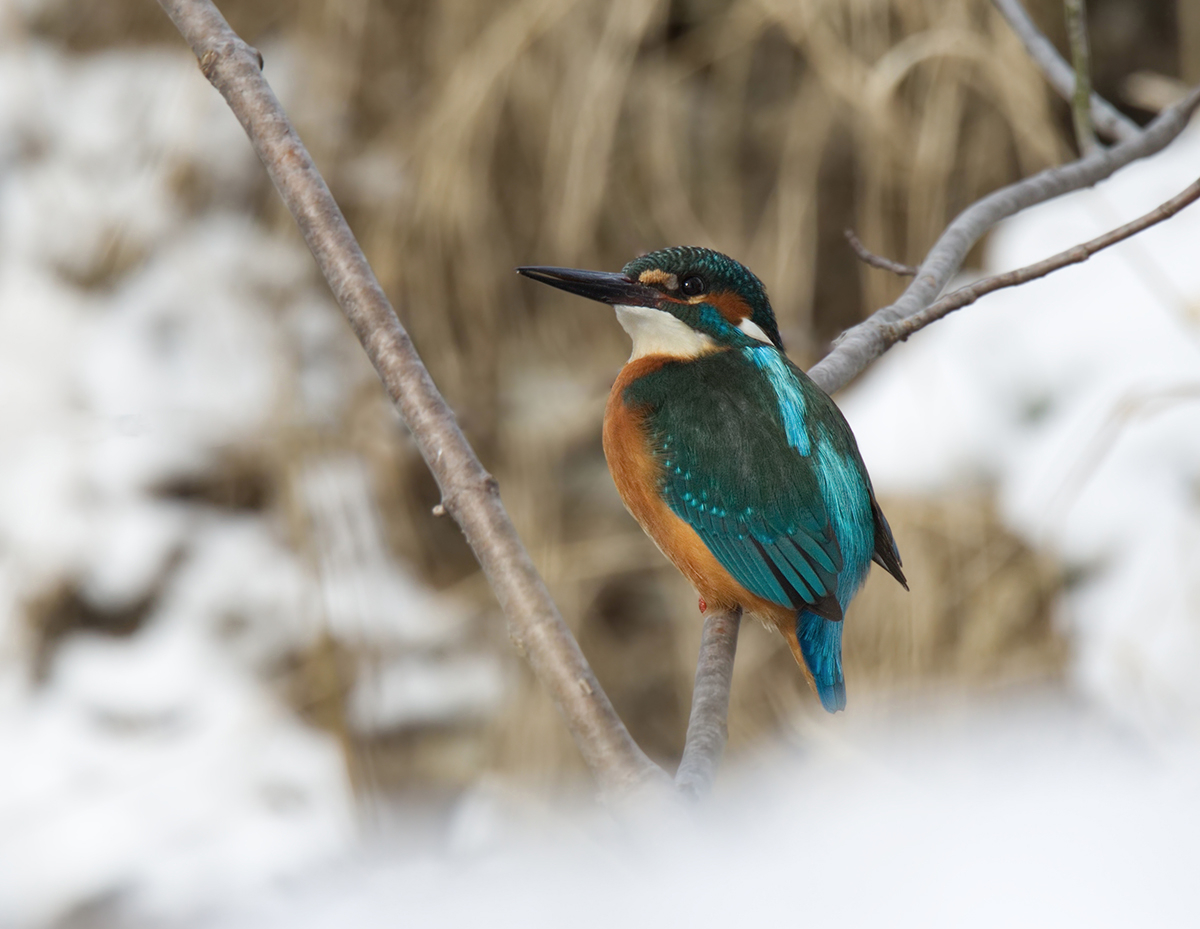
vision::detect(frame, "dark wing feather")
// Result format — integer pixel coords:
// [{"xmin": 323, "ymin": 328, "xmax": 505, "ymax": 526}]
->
[{"xmin": 869, "ymin": 495, "xmax": 908, "ymax": 589}]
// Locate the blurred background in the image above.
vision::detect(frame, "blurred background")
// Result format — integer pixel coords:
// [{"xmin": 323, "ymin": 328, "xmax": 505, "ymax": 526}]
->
[{"xmin": 2, "ymin": 0, "xmax": 1199, "ymax": 925}]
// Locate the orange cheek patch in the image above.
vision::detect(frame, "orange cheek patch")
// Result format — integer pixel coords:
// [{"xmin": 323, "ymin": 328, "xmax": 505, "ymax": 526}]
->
[{"xmin": 702, "ymin": 290, "xmax": 753, "ymax": 325}]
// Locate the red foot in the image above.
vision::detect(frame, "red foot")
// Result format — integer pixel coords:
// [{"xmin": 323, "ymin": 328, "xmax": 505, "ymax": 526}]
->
[{"xmin": 698, "ymin": 596, "xmax": 707, "ymax": 613}]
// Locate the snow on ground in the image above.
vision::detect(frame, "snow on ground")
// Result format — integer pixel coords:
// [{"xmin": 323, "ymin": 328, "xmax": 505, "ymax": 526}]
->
[
  {"xmin": 199, "ymin": 695, "xmax": 1200, "ymax": 929},
  {"xmin": 0, "ymin": 34, "xmax": 495, "ymax": 929},
  {"xmin": 0, "ymin": 40, "xmax": 355, "ymax": 928}
]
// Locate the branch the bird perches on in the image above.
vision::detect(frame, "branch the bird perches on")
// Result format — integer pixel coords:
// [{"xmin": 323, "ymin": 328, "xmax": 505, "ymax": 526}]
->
[{"xmin": 156, "ymin": 0, "xmax": 1200, "ymax": 803}]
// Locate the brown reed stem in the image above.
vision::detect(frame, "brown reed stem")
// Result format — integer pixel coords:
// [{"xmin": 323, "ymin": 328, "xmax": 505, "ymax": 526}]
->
[
  {"xmin": 1063, "ymin": 0, "xmax": 1097, "ymax": 155},
  {"xmin": 154, "ymin": 0, "xmax": 667, "ymax": 800}
]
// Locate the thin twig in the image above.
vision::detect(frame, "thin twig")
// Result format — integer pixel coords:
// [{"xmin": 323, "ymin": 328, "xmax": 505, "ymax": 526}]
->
[
  {"xmin": 154, "ymin": 0, "xmax": 667, "ymax": 800},
  {"xmin": 1063, "ymin": 0, "xmax": 1097, "ymax": 154},
  {"xmin": 844, "ymin": 229, "xmax": 918, "ymax": 277},
  {"xmin": 991, "ymin": 0, "xmax": 1140, "ymax": 143},
  {"xmin": 883, "ymin": 173, "xmax": 1200, "ymax": 342},
  {"xmin": 675, "ymin": 608, "xmax": 742, "ymax": 801},
  {"xmin": 808, "ymin": 84, "xmax": 1200, "ymax": 396}
]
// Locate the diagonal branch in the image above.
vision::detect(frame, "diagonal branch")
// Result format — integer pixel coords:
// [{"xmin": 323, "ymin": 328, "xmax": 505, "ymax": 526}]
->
[
  {"xmin": 675, "ymin": 607, "xmax": 742, "ymax": 800},
  {"xmin": 991, "ymin": 0, "xmax": 1140, "ymax": 143},
  {"xmin": 883, "ymin": 173, "xmax": 1200, "ymax": 342},
  {"xmin": 154, "ymin": 0, "xmax": 667, "ymax": 800},
  {"xmin": 808, "ymin": 83, "xmax": 1200, "ymax": 396}
]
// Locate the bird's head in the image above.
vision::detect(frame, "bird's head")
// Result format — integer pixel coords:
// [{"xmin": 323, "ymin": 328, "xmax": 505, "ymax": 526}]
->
[{"xmin": 517, "ymin": 246, "xmax": 784, "ymax": 360}]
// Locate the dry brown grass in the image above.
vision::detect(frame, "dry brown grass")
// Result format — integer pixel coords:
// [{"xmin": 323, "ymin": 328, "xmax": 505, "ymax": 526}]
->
[{"xmin": 316, "ymin": 0, "xmax": 1066, "ymax": 371}]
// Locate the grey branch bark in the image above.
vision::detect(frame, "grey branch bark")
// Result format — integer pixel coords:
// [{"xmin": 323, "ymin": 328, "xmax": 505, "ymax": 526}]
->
[
  {"xmin": 675, "ymin": 608, "xmax": 742, "ymax": 800},
  {"xmin": 885, "ymin": 173, "xmax": 1200, "ymax": 342},
  {"xmin": 992, "ymin": 0, "xmax": 1140, "ymax": 143},
  {"xmin": 1063, "ymin": 0, "xmax": 1097, "ymax": 154},
  {"xmin": 807, "ymin": 84, "xmax": 1200, "ymax": 396},
  {"xmin": 155, "ymin": 0, "xmax": 666, "ymax": 800}
]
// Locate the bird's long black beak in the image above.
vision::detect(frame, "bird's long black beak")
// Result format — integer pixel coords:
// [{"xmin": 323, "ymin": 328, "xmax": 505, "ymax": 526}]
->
[{"xmin": 516, "ymin": 265, "xmax": 661, "ymax": 308}]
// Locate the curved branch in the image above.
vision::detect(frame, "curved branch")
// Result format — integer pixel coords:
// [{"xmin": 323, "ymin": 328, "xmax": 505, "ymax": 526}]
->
[
  {"xmin": 675, "ymin": 608, "xmax": 742, "ymax": 801},
  {"xmin": 808, "ymin": 84, "xmax": 1200, "ymax": 395},
  {"xmin": 884, "ymin": 173, "xmax": 1200, "ymax": 342},
  {"xmin": 154, "ymin": 0, "xmax": 666, "ymax": 799},
  {"xmin": 991, "ymin": 0, "xmax": 1140, "ymax": 143}
]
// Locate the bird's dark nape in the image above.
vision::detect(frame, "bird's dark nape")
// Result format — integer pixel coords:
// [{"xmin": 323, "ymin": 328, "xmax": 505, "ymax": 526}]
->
[{"xmin": 797, "ymin": 608, "xmax": 846, "ymax": 713}]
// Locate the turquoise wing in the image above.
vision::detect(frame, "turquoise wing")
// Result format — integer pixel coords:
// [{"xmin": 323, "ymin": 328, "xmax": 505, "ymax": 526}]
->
[
  {"xmin": 630, "ymin": 349, "xmax": 846, "ymax": 617},
  {"xmin": 656, "ymin": 439, "xmax": 843, "ymax": 615}
]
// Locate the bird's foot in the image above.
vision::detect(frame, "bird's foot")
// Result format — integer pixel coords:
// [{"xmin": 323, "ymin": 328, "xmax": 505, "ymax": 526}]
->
[{"xmin": 698, "ymin": 596, "xmax": 707, "ymax": 613}]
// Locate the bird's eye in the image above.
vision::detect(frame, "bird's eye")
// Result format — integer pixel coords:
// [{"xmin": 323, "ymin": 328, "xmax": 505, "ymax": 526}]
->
[{"xmin": 681, "ymin": 276, "xmax": 705, "ymax": 296}]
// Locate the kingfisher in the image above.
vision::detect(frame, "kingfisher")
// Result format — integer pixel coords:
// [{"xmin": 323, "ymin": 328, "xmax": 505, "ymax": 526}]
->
[{"xmin": 517, "ymin": 247, "xmax": 907, "ymax": 712}]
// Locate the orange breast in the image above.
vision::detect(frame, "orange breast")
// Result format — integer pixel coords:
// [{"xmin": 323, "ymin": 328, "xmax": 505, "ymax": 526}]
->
[{"xmin": 602, "ymin": 357, "xmax": 806, "ymax": 671}]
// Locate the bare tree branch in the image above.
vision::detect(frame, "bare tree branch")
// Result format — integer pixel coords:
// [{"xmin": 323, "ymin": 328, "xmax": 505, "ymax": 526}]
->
[
  {"xmin": 884, "ymin": 173, "xmax": 1200, "ymax": 342},
  {"xmin": 1063, "ymin": 0, "xmax": 1097, "ymax": 154},
  {"xmin": 154, "ymin": 0, "xmax": 667, "ymax": 800},
  {"xmin": 844, "ymin": 229, "xmax": 918, "ymax": 277},
  {"xmin": 675, "ymin": 608, "xmax": 742, "ymax": 801},
  {"xmin": 808, "ymin": 84, "xmax": 1200, "ymax": 396},
  {"xmin": 992, "ymin": 0, "xmax": 1140, "ymax": 143}
]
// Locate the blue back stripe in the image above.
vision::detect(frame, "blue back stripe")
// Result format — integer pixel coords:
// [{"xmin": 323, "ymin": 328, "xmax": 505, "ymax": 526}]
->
[{"xmin": 743, "ymin": 346, "xmax": 810, "ymax": 456}]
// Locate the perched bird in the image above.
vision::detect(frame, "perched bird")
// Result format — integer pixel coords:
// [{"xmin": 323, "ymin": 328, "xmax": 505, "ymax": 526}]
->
[{"xmin": 517, "ymin": 247, "xmax": 907, "ymax": 712}]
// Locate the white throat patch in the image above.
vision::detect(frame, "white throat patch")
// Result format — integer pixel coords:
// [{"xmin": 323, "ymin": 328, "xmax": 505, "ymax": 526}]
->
[{"xmin": 615, "ymin": 305, "xmax": 717, "ymax": 361}]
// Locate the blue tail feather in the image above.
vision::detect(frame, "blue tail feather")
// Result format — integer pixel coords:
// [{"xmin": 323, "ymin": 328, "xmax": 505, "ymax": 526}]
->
[{"xmin": 796, "ymin": 609, "xmax": 845, "ymax": 713}]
